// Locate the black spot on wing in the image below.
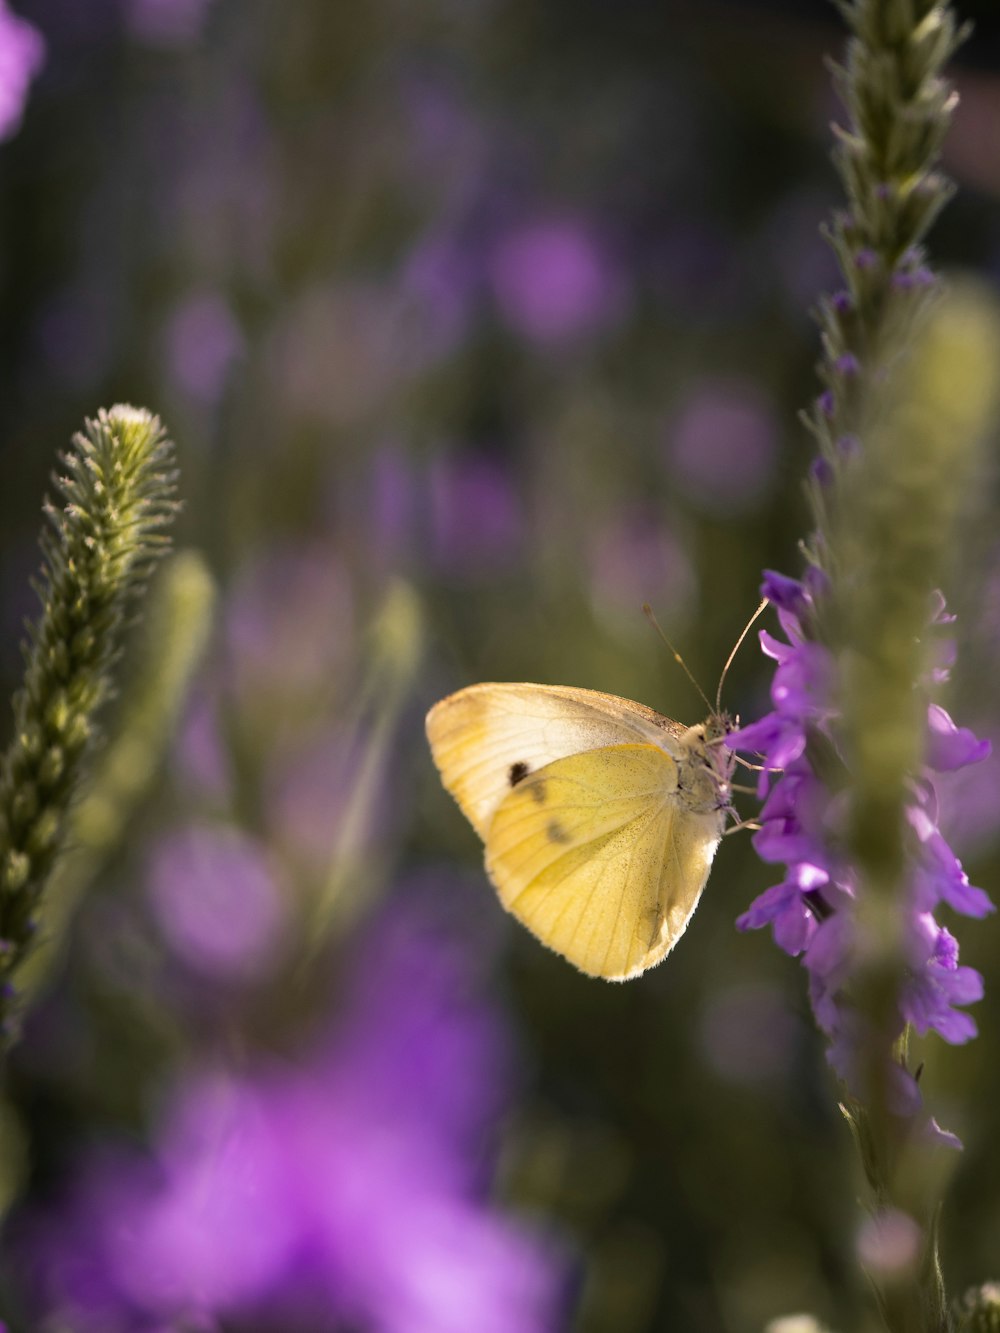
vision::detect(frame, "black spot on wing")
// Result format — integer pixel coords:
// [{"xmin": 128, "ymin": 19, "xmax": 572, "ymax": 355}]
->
[
  {"xmin": 530, "ymin": 779, "xmax": 547, "ymax": 805},
  {"xmin": 546, "ymin": 819, "xmax": 570, "ymax": 844},
  {"xmin": 508, "ymin": 761, "xmax": 529, "ymax": 787}
]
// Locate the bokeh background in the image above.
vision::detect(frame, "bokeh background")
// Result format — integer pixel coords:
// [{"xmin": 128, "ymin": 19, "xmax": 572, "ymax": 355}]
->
[{"xmin": 2, "ymin": 2, "xmax": 1000, "ymax": 1330}]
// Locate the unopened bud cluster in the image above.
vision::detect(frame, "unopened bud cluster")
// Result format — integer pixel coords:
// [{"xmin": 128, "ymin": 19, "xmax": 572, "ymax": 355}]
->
[{"xmin": 0, "ymin": 406, "xmax": 178, "ymax": 1038}]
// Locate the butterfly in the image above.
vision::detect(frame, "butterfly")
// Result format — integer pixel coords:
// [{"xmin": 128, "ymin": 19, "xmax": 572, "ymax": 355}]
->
[{"xmin": 425, "ymin": 682, "xmax": 735, "ymax": 981}]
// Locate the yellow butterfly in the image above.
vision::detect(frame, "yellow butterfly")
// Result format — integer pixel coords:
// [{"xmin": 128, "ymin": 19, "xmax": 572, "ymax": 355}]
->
[{"xmin": 425, "ymin": 682, "xmax": 735, "ymax": 981}]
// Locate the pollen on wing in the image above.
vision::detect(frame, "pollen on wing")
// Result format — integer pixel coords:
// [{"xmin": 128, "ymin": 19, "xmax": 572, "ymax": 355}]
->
[{"xmin": 508, "ymin": 761, "xmax": 530, "ymax": 786}]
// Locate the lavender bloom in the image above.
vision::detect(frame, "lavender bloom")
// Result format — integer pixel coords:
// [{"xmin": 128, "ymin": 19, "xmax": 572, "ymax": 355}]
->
[
  {"xmin": 21, "ymin": 886, "xmax": 571, "ymax": 1330},
  {"xmin": 729, "ymin": 571, "xmax": 993, "ymax": 1135},
  {"xmin": 0, "ymin": 1, "xmax": 44, "ymax": 143}
]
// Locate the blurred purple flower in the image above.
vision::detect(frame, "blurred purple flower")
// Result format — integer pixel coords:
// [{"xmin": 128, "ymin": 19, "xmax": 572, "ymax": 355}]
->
[
  {"xmin": 428, "ymin": 454, "xmax": 523, "ymax": 577},
  {"xmin": 367, "ymin": 444, "xmax": 419, "ymax": 569},
  {"xmin": 126, "ymin": 0, "xmax": 213, "ymax": 44},
  {"xmin": 146, "ymin": 825, "xmax": 288, "ymax": 983},
  {"xmin": 489, "ymin": 219, "xmax": 626, "ymax": 344},
  {"xmin": 353, "ymin": 447, "xmax": 522, "ymax": 582},
  {"xmin": 935, "ymin": 721, "xmax": 1000, "ymax": 856},
  {"xmin": 856, "ymin": 1207, "xmax": 923, "ymax": 1278},
  {"xmin": 666, "ymin": 378, "xmax": 779, "ymax": 515},
  {"xmin": 397, "ymin": 77, "xmax": 488, "ymax": 211},
  {"xmin": 22, "ymin": 887, "xmax": 571, "ymax": 1331},
  {"xmin": 589, "ymin": 507, "xmax": 695, "ymax": 628},
  {"xmin": 264, "ymin": 724, "xmax": 393, "ymax": 876},
  {"xmin": 224, "ymin": 546, "xmax": 354, "ymax": 702},
  {"xmin": 174, "ymin": 687, "xmax": 231, "ymax": 800},
  {"xmin": 163, "ymin": 292, "xmax": 244, "ymax": 404},
  {"xmin": 729, "ymin": 572, "xmax": 992, "ymax": 1141},
  {"xmin": 0, "ymin": 1, "xmax": 44, "ymax": 142},
  {"xmin": 399, "ymin": 235, "xmax": 478, "ymax": 359}
]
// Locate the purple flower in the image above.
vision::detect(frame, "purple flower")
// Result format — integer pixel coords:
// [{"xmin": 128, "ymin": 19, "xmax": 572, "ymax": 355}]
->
[
  {"xmin": 489, "ymin": 219, "xmax": 626, "ymax": 344},
  {"xmin": 935, "ymin": 720, "xmax": 1000, "ymax": 857},
  {"xmin": 728, "ymin": 575, "xmax": 992, "ymax": 1141},
  {"xmin": 589, "ymin": 507, "xmax": 695, "ymax": 627},
  {"xmin": 665, "ymin": 378, "xmax": 779, "ymax": 515},
  {"xmin": 926, "ymin": 703, "xmax": 991, "ymax": 772},
  {"xmin": 398, "ymin": 234, "xmax": 478, "ymax": 358},
  {"xmin": 428, "ymin": 454, "xmax": 524, "ymax": 577},
  {"xmin": 145, "ymin": 825, "xmax": 288, "ymax": 983},
  {"xmin": 263, "ymin": 723, "xmax": 393, "ymax": 876},
  {"xmin": 0, "ymin": 2, "xmax": 44, "ymax": 143},
  {"xmin": 163, "ymin": 292, "xmax": 244, "ymax": 404},
  {"xmin": 19, "ymin": 884, "xmax": 572, "ymax": 1330},
  {"xmin": 356, "ymin": 447, "xmax": 523, "ymax": 582},
  {"xmin": 224, "ymin": 545, "xmax": 354, "ymax": 702},
  {"xmin": 902, "ymin": 914, "xmax": 983, "ymax": 1044},
  {"xmin": 735, "ymin": 878, "xmax": 818, "ymax": 954},
  {"xmin": 125, "ymin": 0, "xmax": 214, "ymax": 44}
]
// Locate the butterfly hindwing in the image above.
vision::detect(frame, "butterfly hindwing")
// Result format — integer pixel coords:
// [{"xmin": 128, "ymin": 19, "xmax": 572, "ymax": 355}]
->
[{"xmin": 485, "ymin": 743, "xmax": 721, "ymax": 980}]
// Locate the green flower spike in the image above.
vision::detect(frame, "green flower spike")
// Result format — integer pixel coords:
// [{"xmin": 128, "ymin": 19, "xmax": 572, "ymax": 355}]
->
[{"xmin": 0, "ymin": 405, "xmax": 180, "ymax": 1045}]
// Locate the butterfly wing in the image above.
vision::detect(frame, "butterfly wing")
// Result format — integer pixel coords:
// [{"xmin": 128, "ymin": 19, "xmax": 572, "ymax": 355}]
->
[
  {"xmin": 426, "ymin": 682, "xmax": 687, "ymax": 840},
  {"xmin": 483, "ymin": 743, "xmax": 724, "ymax": 979}
]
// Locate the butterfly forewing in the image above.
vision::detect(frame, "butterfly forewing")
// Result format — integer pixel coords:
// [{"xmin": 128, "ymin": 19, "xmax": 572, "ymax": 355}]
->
[{"xmin": 425, "ymin": 682, "xmax": 686, "ymax": 839}]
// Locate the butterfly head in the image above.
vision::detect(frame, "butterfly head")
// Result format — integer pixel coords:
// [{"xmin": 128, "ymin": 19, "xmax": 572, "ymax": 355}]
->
[{"xmin": 677, "ymin": 711, "xmax": 736, "ymax": 815}]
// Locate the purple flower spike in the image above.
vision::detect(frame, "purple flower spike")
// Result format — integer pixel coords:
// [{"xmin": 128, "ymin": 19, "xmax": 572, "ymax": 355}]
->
[{"xmin": 729, "ymin": 587, "xmax": 988, "ymax": 1146}]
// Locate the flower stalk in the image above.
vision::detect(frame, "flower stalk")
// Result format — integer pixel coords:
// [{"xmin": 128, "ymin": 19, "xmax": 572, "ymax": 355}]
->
[
  {"xmin": 0, "ymin": 405, "xmax": 179, "ymax": 1043},
  {"xmin": 728, "ymin": 3, "xmax": 1000, "ymax": 1329}
]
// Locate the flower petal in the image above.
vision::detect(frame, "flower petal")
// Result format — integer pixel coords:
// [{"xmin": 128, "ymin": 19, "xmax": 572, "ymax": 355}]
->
[{"xmin": 926, "ymin": 704, "xmax": 991, "ymax": 772}]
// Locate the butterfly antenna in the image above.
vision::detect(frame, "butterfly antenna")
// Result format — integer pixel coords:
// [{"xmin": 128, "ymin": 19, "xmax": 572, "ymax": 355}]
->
[
  {"xmin": 642, "ymin": 603, "xmax": 713, "ymax": 714},
  {"xmin": 716, "ymin": 597, "xmax": 769, "ymax": 712}
]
